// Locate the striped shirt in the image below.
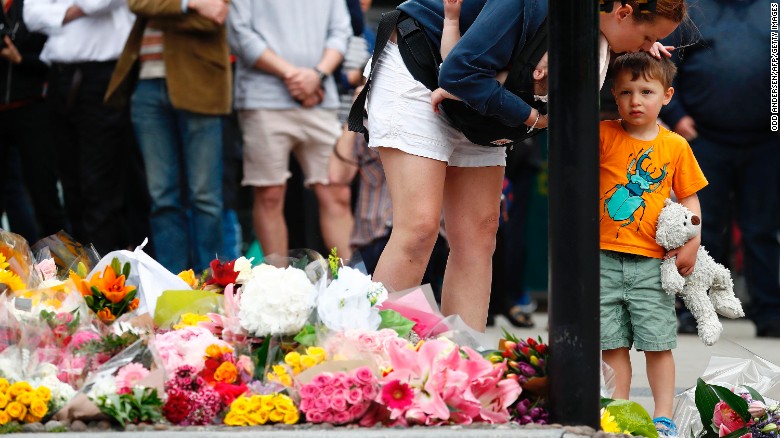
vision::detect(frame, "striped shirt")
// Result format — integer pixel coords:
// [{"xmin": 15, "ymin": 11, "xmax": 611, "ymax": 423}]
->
[
  {"xmin": 139, "ymin": 27, "xmax": 165, "ymax": 79},
  {"xmin": 350, "ymin": 137, "xmax": 392, "ymax": 248}
]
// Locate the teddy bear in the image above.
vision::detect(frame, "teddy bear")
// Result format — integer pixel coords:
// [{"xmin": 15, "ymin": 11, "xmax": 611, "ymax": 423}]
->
[{"xmin": 655, "ymin": 199, "xmax": 744, "ymax": 346}]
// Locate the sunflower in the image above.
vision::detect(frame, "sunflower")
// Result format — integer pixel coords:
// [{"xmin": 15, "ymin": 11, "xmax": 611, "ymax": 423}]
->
[
  {"xmin": 0, "ymin": 252, "xmax": 9, "ymax": 271},
  {"xmin": 0, "ymin": 269, "xmax": 25, "ymax": 292}
]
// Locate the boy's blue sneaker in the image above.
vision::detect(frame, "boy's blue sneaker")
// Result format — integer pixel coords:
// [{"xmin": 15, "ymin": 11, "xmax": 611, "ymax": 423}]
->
[{"xmin": 653, "ymin": 417, "xmax": 679, "ymax": 438}]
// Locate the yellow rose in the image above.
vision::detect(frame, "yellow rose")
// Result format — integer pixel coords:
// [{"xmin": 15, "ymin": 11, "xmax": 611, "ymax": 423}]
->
[
  {"xmin": 23, "ymin": 413, "xmax": 40, "ymax": 424},
  {"xmin": 177, "ymin": 269, "xmax": 198, "ymax": 288},
  {"xmin": 8, "ymin": 382, "xmax": 32, "ymax": 398},
  {"xmin": 248, "ymin": 410, "xmax": 268, "ymax": 425},
  {"xmin": 300, "ymin": 355, "xmax": 317, "ymax": 370},
  {"xmin": 0, "ymin": 393, "xmax": 9, "ymax": 409},
  {"xmin": 273, "ymin": 395, "xmax": 295, "ymax": 413},
  {"xmin": 29, "ymin": 399, "xmax": 47, "ymax": 419},
  {"xmin": 16, "ymin": 392, "xmax": 32, "ymax": 406},
  {"xmin": 306, "ymin": 346, "xmax": 326, "ymax": 363},
  {"xmin": 284, "ymin": 352, "xmax": 301, "ymax": 368},
  {"xmin": 230, "ymin": 396, "xmax": 249, "ymax": 415},
  {"xmin": 33, "ymin": 387, "xmax": 51, "ymax": 404},
  {"xmin": 223, "ymin": 411, "xmax": 246, "ymax": 427},
  {"xmin": 283, "ymin": 411, "xmax": 300, "ymax": 425},
  {"xmin": 0, "ymin": 378, "xmax": 9, "ymax": 393},
  {"xmin": 268, "ymin": 410, "xmax": 284, "ymax": 423},
  {"xmin": 0, "ymin": 410, "xmax": 9, "ymax": 425},
  {"xmin": 248, "ymin": 395, "xmax": 263, "ymax": 412},
  {"xmin": 258, "ymin": 395, "xmax": 275, "ymax": 412},
  {"xmin": 280, "ymin": 374, "xmax": 292, "ymax": 387},
  {"xmin": 6, "ymin": 401, "xmax": 26, "ymax": 420}
]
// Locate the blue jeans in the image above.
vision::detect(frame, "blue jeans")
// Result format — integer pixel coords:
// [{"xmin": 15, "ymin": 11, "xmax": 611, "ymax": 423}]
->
[
  {"xmin": 131, "ymin": 79, "xmax": 223, "ymax": 273},
  {"xmin": 690, "ymin": 135, "xmax": 780, "ymax": 329}
]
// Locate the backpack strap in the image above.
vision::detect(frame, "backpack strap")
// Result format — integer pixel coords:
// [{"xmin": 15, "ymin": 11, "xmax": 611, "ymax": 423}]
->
[{"xmin": 347, "ymin": 9, "xmax": 402, "ymax": 142}]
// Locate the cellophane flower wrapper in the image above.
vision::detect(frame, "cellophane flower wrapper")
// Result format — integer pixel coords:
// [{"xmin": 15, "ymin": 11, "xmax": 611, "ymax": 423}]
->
[
  {"xmin": 153, "ymin": 290, "xmax": 224, "ymax": 330},
  {"xmin": 88, "ymin": 238, "xmax": 191, "ymax": 318},
  {"xmin": 31, "ymin": 230, "xmax": 100, "ymax": 281},
  {"xmin": 673, "ymin": 339, "xmax": 780, "ymax": 437},
  {"xmin": 80, "ymin": 338, "xmax": 159, "ymax": 399},
  {"xmin": 0, "ymin": 228, "xmax": 43, "ymax": 291},
  {"xmin": 319, "ymin": 328, "xmax": 410, "ymax": 372}
]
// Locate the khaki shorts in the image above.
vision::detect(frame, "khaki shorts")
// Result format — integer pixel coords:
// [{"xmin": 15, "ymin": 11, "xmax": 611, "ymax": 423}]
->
[
  {"xmin": 239, "ymin": 108, "xmax": 341, "ymax": 187},
  {"xmin": 600, "ymin": 250, "xmax": 677, "ymax": 352}
]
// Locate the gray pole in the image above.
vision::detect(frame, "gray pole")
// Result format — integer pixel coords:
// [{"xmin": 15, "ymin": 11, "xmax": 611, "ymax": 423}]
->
[{"xmin": 547, "ymin": 0, "xmax": 601, "ymax": 428}]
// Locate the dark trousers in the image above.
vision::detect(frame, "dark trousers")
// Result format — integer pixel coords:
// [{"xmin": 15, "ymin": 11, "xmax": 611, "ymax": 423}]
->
[
  {"xmin": 0, "ymin": 100, "xmax": 66, "ymax": 242},
  {"xmin": 690, "ymin": 135, "xmax": 780, "ymax": 330},
  {"xmin": 46, "ymin": 61, "xmax": 133, "ymax": 255}
]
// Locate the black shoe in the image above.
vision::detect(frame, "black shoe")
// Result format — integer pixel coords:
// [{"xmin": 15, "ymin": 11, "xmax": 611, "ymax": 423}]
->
[
  {"xmin": 500, "ymin": 306, "xmax": 535, "ymax": 328},
  {"xmin": 677, "ymin": 311, "xmax": 698, "ymax": 334}
]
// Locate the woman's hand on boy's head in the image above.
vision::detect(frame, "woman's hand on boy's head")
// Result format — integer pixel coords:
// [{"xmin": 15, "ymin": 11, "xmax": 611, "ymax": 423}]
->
[{"xmin": 647, "ymin": 42, "xmax": 675, "ymax": 59}]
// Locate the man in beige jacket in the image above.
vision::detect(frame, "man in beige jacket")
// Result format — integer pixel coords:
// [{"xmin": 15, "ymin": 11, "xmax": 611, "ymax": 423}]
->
[{"xmin": 106, "ymin": 0, "xmax": 231, "ymax": 273}]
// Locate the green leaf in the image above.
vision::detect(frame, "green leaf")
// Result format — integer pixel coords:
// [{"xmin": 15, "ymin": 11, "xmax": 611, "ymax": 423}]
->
[
  {"xmin": 252, "ymin": 337, "xmax": 272, "ymax": 381},
  {"xmin": 293, "ymin": 324, "xmax": 318, "ymax": 347},
  {"xmin": 122, "ymin": 262, "xmax": 131, "ymax": 279},
  {"xmin": 695, "ymin": 378, "xmax": 721, "ymax": 438},
  {"xmin": 744, "ymin": 386, "xmax": 765, "ymax": 404},
  {"xmin": 711, "ymin": 384, "xmax": 750, "ymax": 422},
  {"xmin": 602, "ymin": 399, "xmax": 658, "ymax": 438},
  {"xmin": 601, "ymin": 397, "xmax": 616, "ymax": 409},
  {"xmin": 378, "ymin": 309, "xmax": 415, "ymax": 337},
  {"xmin": 720, "ymin": 427, "xmax": 750, "ymax": 438}
]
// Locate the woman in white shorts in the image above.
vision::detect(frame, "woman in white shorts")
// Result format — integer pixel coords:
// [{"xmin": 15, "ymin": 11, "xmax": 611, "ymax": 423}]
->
[{"xmin": 365, "ymin": 0, "xmax": 549, "ymax": 332}]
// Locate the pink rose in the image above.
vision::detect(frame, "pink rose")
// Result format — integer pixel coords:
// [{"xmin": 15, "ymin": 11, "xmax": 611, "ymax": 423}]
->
[
  {"xmin": 349, "ymin": 403, "xmax": 367, "ymax": 419},
  {"xmin": 299, "ymin": 398, "xmax": 313, "ymax": 412},
  {"xmin": 363, "ymin": 384, "xmax": 378, "ymax": 400},
  {"xmin": 315, "ymin": 397, "xmax": 330, "ymax": 411},
  {"xmin": 355, "ymin": 367, "xmax": 374, "ymax": 385},
  {"xmin": 347, "ymin": 387, "xmax": 363, "ymax": 404},
  {"xmin": 358, "ymin": 332, "xmax": 380, "ymax": 350},
  {"xmin": 306, "ymin": 409, "xmax": 325, "ymax": 423},
  {"xmin": 322, "ymin": 411, "xmax": 336, "ymax": 424},
  {"xmin": 331, "ymin": 397, "xmax": 348, "ymax": 412},
  {"xmin": 312, "ymin": 373, "xmax": 331, "ymax": 387},
  {"xmin": 300, "ymin": 384, "xmax": 317, "ymax": 398},
  {"xmin": 334, "ymin": 410, "xmax": 352, "ymax": 424},
  {"xmin": 322, "ymin": 385, "xmax": 335, "ymax": 396}
]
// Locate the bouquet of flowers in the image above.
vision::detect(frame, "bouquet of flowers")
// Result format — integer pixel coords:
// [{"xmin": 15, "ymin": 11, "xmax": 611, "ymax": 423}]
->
[
  {"xmin": 694, "ymin": 378, "xmax": 780, "ymax": 438},
  {"xmin": 162, "ymin": 365, "xmax": 224, "ymax": 426},
  {"xmin": 317, "ymin": 254, "xmax": 388, "ymax": 332},
  {"xmin": 70, "ymin": 258, "xmax": 139, "ymax": 324},
  {"xmin": 0, "ymin": 379, "xmax": 51, "ymax": 425},
  {"xmin": 224, "ymin": 393, "xmax": 299, "ymax": 426}
]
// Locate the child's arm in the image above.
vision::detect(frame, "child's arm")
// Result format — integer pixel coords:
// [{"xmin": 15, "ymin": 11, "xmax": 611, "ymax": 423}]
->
[
  {"xmin": 440, "ymin": 0, "xmax": 462, "ymax": 60},
  {"xmin": 666, "ymin": 194, "xmax": 701, "ymax": 277}
]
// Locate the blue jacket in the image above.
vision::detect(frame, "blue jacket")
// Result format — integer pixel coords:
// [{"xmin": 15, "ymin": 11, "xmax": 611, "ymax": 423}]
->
[
  {"xmin": 398, "ymin": 0, "xmax": 547, "ymax": 127},
  {"xmin": 659, "ymin": 0, "xmax": 777, "ymax": 144}
]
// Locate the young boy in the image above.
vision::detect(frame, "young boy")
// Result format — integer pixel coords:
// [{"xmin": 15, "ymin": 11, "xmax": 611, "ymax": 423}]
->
[{"xmin": 599, "ymin": 52, "xmax": 707, "ymax": 437}]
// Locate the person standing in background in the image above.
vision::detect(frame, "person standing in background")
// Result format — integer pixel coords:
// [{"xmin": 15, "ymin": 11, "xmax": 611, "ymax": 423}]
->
[
  {"xmin": 659, "ymin": 0, "xmax": 780, "ymax": 338},
  {"xmin": 105, "ymin": 0, "xmax": 230, "ymax": 273},
  {"xmin": 24, "ymin": 0, "xmax": 135, "ymax": 255},
  {"xmin": 0, "ymin": 0, "xmax": 65, "ymax": 243},
  {"xmin": 228, "ymin": 0, "xmax": 352, "ymax": 260}
]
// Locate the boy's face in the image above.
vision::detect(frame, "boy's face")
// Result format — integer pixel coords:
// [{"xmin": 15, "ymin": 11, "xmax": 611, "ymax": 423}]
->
[{"xmin": 611, "ymin": 70, "xmax": 674, "ymax": 127}]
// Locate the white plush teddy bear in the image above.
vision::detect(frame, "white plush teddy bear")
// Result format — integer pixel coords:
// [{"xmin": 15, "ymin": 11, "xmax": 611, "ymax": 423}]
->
[{"xmin": 655, "ymin": 199, "xmax": 744, "ymax": 346}]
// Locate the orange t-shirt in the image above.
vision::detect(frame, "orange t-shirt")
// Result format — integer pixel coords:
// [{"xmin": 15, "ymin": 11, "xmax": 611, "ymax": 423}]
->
[{"xmin": 599, "ymin": 120, "xmax": 708, "ymax": 258}]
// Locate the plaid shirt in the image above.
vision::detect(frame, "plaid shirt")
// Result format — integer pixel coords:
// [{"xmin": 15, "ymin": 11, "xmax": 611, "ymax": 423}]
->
[{"xmin": 350, "ymin": 137, "xmax": 392, "ymax": 248}]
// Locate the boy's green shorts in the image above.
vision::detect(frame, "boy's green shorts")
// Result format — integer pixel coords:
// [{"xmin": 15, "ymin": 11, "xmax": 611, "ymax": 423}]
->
[{"xmin": 600, "ymin": 250, "xmax": 677, "ymax": 351}]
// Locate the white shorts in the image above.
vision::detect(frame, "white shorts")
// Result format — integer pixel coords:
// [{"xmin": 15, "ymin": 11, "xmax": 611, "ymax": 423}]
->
[{"xmin": 365, "ymin": 43, "xmax": 506, "ymax": 167}]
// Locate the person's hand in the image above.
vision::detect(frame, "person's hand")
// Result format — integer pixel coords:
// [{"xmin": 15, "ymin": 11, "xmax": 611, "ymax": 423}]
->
[
  {"xmin": 430, "ymin": 87, "xmax": 458, "ymax": 113},
  {"xmin": 0, "ymin": 36, "xmax": 21, "ymax": 64},
  {"xmin": 62, "ymin": 5, "xmax": 85, "ymax": 24},
  {"xmin": 299, "ymin": 88, "xmax": 324, "ymax": 108},
  {"xmin": 188, "ymin": 0, "xmax": 229, "ymax": 25},
  {"xmin": 666, "ymin": 234, "xmax": 700, "ymax": 277},
  {"xmin": 285, "ymin": 67, "xmax": 322, "ymax": 101},
  {"xmin": 647, "ymin": 41, "xmax": 674, "ymax": 59},
  {"xmin": 674, "ymin": 115, "xmax": 698, "ymax": 141}
]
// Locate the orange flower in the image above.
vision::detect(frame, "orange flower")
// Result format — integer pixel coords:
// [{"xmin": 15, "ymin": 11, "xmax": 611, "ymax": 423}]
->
[
  {"xmin": 128, "ymin": 298, "xmax": 139, "ymax": 311},
  {"xmin": 205, "ymin": 344, "xmax": 223, "ymax": 359},
  {"xmin": 90, "ymin": 265, "xmax": 135, "ymax": 304},
  {"xmin": 96, "ymin": 308, "xmax": 116, "ymax": 323},
  {"xmin": 69, "ymin": 271, "xmax": 92, "ymax": 297},
  {"xmin": 214, "ymin": 362, "xmax": 238, "ymax": 384}
]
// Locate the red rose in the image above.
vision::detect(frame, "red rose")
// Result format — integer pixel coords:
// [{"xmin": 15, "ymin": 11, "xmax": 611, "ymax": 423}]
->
[
  {"xmin": 213, "ymin": 383, "xmax": 247, "ymax": 405},
  {"xmin": 162, "ymin": 390, "xmax": 192, "ymax": 425},
  {"xmin": 205, "ymin": 259, "xmax": 238, "ymax": 287}
]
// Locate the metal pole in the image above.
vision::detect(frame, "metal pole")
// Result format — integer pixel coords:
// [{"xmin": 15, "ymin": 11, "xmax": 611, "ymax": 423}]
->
[{"xmin": 547, "ymin": 0, "xmax": 601, "ymax": 428}]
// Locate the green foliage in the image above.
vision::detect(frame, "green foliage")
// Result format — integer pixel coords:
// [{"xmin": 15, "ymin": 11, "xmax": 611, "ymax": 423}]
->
[
  {"xmin": 602, "ymin": 398, "xmax": 659, "ymax": 438},
  {"xmin": 74, "ymin": 332, "xmax": 141, "ymax": 358},
  {"xmin": 293, "ymin": 324, "xmax": 318, "ymax": 347},
  {"xmin": 378, "ymin": 310, "xmax": 415, "ymax": 337},
  {"xmin": 96, "ymin": 387, "xmax": 163, "ymax": 427},
  {"xmin": 695, "ymin": 378, "xmax": 720, "ymax": 438},
  {"xmin": 711, "ymin": 384, "xmax": 750, "ymax": 422},
  {"xmin": 328, "ymin": 248, "xmax": 339, "ymax": 279},
  {"xmin": 694, "ymin": 378, "xmax": 758, "ymax": 438},
  {"xmin": 0, "ymin": 422, "xmax": 22, "ymax": 434}
]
